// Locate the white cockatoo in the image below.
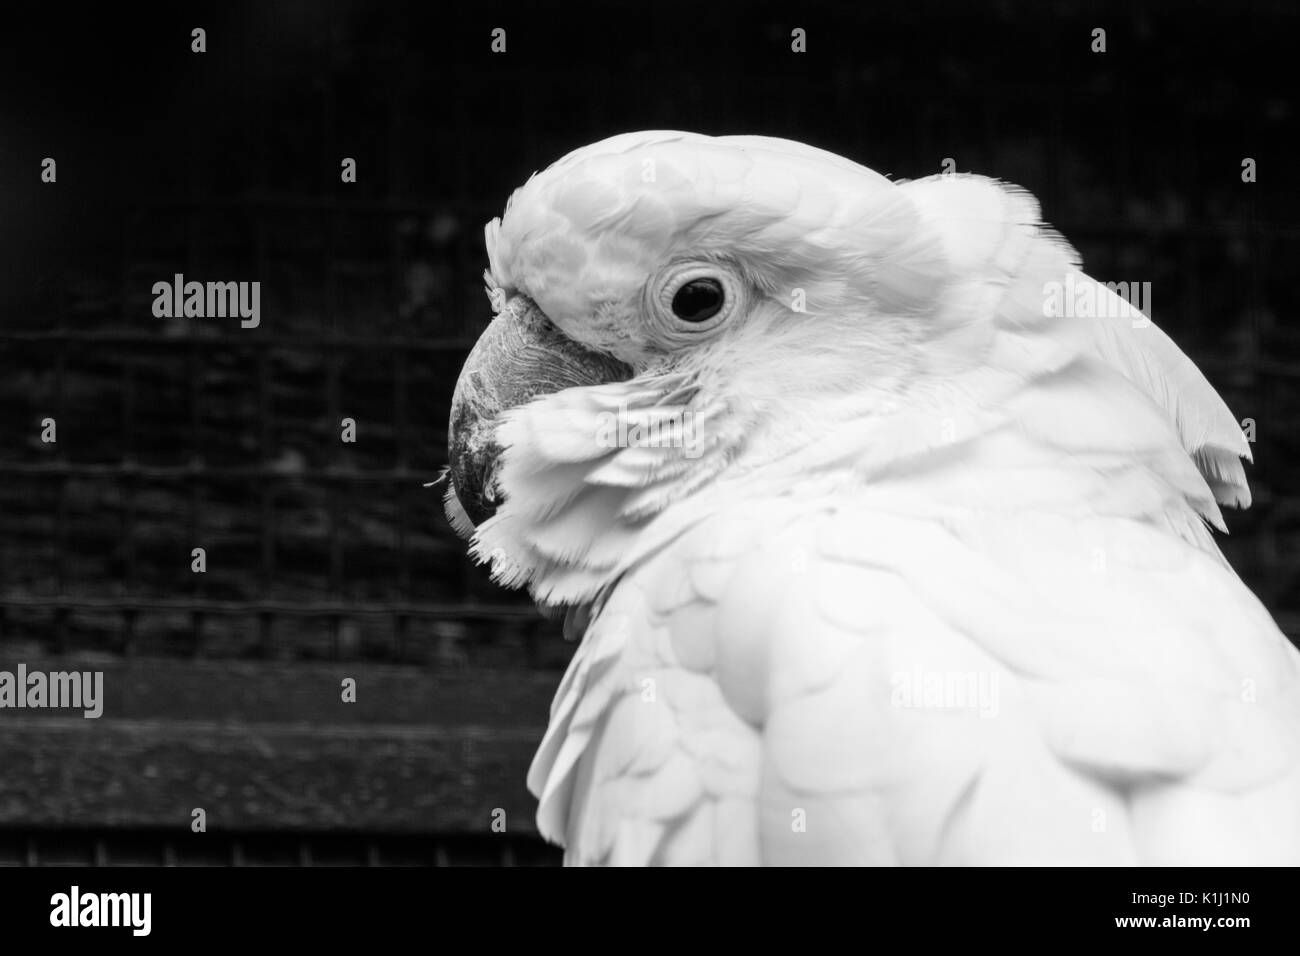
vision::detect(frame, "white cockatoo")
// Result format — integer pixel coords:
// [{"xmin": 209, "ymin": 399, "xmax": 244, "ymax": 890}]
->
[{"xmin": 445, "ymin": 131, "xmax": 1300, "ymax": 865}]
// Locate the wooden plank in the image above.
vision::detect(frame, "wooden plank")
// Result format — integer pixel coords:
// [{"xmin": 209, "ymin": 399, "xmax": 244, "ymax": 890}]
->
[
  {"xmin": 0, "ymin": 658, "xmax": 559, "ymax": 725},
  {"xmin": 0, "ymin": 659, "xmax": 559, "ymax": 834}
]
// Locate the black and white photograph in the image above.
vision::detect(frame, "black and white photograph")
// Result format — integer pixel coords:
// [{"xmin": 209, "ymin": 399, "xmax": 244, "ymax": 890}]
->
[{"xmin": 0, "ymin": 0, "xmax": 1295, "ymax": 935}]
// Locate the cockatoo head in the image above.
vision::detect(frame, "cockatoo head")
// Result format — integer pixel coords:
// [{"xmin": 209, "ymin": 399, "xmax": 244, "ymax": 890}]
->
[{"xmin": 447, "ymin": 131, "xmax": 1250, "ymax": 608}]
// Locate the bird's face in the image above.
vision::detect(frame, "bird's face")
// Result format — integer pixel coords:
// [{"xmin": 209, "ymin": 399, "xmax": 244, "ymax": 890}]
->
[
  {"xmin": 444, "ymin": 131, "xmax": 1252, "ymax": 611},
  {"xmin": 447, "ymin": 131, "xmax": 914, "ymax": 537}
]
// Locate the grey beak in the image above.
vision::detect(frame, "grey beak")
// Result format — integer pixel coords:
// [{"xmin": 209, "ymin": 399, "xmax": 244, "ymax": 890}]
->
[{"xmin": 447, "ymin": 296, "xmax": 631, "ymax": 531}]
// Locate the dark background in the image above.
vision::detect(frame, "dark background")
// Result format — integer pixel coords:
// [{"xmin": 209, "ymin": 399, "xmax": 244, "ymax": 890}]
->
[{"xmin": 0, "ymin": 0, "xmax": 1295, "ymax": 865}]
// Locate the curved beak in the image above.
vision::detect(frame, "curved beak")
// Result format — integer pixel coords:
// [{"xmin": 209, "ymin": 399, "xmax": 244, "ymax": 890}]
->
[{"xmin": 446, "ymin": 296, "xmax": 631, "ymax": 532}]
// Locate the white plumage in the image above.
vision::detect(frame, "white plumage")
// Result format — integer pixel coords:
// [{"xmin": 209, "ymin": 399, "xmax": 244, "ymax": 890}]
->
[{"xmin": 450, "ymin": 131, "xmax": 1300, "ymax": 865}]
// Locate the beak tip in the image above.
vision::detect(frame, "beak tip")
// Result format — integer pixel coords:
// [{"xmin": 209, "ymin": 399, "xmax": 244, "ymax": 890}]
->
[{"xmin": 443, "ymin": 479, "xmax": 482, "ymax": 539}]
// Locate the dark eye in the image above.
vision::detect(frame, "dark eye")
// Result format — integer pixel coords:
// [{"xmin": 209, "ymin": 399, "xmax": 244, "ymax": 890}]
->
[{"xmin": 671, "ymin": 277, "xmax": 725, "ymax": 323}]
